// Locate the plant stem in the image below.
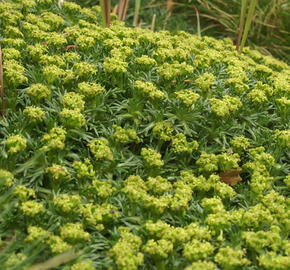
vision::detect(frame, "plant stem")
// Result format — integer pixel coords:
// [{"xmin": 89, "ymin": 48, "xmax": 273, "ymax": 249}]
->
[
  {"xmin": 0, "ymin": 46, "xmax": 4, "ymax": 118},
  {"xmin": 240, "ymin": 0, "xmax": 257, "ymax": 52},
  {"xmin": 133, "ymin": 0, "xmax": 141, "ymax": 27},
  {"xmin": 193, "ymin": 5, "xmax": 201, "ymax": 37},
  {"xmin": 236, "ymin": 0, "xmax": 248, "ymax": 51}
]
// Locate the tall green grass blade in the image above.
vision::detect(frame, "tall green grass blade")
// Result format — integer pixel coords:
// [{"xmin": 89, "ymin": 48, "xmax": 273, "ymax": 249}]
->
[
  {"xmin": 133, "ymin": 0, "xmax": 141, "ymax": 26},
  {"xmin": 240, "ymin": 0, "xmax": 257, "ymax": 52},
  {"xmin": 236, "ymin": 0, "xmax": 248, "ymax": 51}
]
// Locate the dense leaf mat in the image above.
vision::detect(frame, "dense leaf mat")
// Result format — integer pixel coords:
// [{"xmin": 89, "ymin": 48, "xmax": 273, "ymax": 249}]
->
[{"xmin": 0, "ymin": 1, "xmax": 289, "ymax": 269}]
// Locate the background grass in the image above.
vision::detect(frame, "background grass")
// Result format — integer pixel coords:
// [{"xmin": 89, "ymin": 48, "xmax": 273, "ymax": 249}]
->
[{"xmin": 72, "ymin": 0, "xmax": 290, "ymax": 63}]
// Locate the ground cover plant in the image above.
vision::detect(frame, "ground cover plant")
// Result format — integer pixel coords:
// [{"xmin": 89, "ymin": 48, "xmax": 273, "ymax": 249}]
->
[{"xmin": 0, "ymin": 0, "xmax": 290, "ymax": 269}]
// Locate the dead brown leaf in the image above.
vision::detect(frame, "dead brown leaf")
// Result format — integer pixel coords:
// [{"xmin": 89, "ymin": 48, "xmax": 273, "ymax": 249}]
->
[{"xmin": 219, "ymin": 167, "xmax": 242, "ymax": 186}]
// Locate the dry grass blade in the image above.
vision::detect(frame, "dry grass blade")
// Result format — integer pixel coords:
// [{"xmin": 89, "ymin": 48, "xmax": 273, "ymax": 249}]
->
[
  {"xmin": 167, "ymin": 0, "xmax": 174, "ymax": 12},
  {"xmin": 112, "ymin": 4, "xmax": 118, "ymax": 15},
  {"xmin": 58, "ymin": 0, "xmax": 64, "ymax": 8},
  {"xmin": 118, "ymin": 0, "xmax": 125, "ymax": 20},
  {"xmin": 193, "ymin": 5, "xmax": 201, "ymax": 37},
  {"xmin": 0, "ymin": 46, "xmax": 4, "ymax": 119},
  {"xmin": 122, "ymin": 0, "xmax": 129, "ymax": 21},
  {"xmin": 151, "ymin": 14, "xmax": 156, "ymax": 31},
  {"xmin": 133, "ymin": 0, "xmax": 141, "ymax": 27},
  {"xmin": 27, "ymin": 250, "xmax": 79, "ymax": 270},
  {"xmin": 236, "ymin": 0, "xmax": 248, "ymax": 51}
]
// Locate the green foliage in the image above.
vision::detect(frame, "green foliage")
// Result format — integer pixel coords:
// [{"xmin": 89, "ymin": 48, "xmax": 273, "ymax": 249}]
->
[{"xmin": 0, "ymin": 1, "xmax": 289, "ymax": 270}]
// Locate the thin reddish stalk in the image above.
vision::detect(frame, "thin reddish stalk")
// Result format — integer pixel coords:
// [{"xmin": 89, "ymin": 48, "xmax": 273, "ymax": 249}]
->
[
  {"xmin": 122, "ymin": 0, "xmax": 129, "ymax": 21},
  {"xmin": 104, "ymin": 0, "xmax": 111, "ymax": 27},
  {"xmin": 0, "ymin": 47, "xmax": 4, "ymax": 119},
  {"xmin": 118, "ymin": 0, "xmax": 125, "ymax": 20}
]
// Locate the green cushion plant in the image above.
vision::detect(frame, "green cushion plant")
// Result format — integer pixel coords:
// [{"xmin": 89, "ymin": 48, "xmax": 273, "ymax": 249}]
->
[{"xmin": 0, "ymin": 1, "xmax": 289, "ymax": 269}]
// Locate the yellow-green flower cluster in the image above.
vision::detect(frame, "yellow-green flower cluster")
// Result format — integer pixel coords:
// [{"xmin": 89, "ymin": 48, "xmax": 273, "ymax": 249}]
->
[
  {"xmin": 4, "ymin": 60, "xmax": 28, "ymax": 87},
  {"xmin": 183, "ymin": 239, "xmax": 214, "ymax": 261},
  {"xmin": 88, "ymin": 138, "xmax": 113, "ymax": 161},
  {"xmin": 274, "ymin": 129, "xmax": 290, "ymax": 148},
  {"xmin": 4, "ymin": 253, "xmax": 27, "ymax": 269},
  {"xmin": 103, "ymin": 57, "xmax": 128, "ymax": 74},
  {"xmin": 60, "ymin": 223, "xmax": 90, "ymax": 243},
  {"xmin": 81, "ymin": 203, "xmax": 119, "ymax": 229},
  {"xmin": 158, "ymin": 62, "xmax": 194, "ymax": 80},
  {"xmin": 26, "ymin": 44, "xmax": 47, "ymax": 61},
  {"xmin": 185, "ymin": 261, "xmax": 216, "ymax": 270},
  {"xmin": 13, "ymin": 185, "xmax": 35, "ymax": 201},
  {"xmin": 113, "ymin": 125, "xmax": 140, "ymax": 144},
  {"xmin": 230, "ymin": 136, "xmax": 250, "ymax": 153},
  {"xmin": 214, "ymin": 247, "xmax": 250, "ymax": 269},
  {"xmin": 217, "ymin": 152, "xmax": 240, "ymax": 172},
  {"xmin": 152, "ymin": 121, "xmax": 173, "ymax": 141},
  {"xmin": 4, "ymin": 26, "xmax": 23, "ymax": 38},
  {"xmin": 258, "ymin": 251, "xmax": 290, "ymax": 270},
  {"xmin": 63, "ymin": 52, "xmax": 80, "ymax": 63},
  {"xmin": 122, "ymin": 175, "xmax": 172, "ymax": 214},
  {"xmin": 109, "ymin": 227, "xmax": 144, "ymax": 270},
  {"xmin": 78, "ymin": 82, "xmax": 105, "ymax": 98},
  {"xmin": 210, "ymin": 95, "xmax": 242, "ymax": 117},
  {"xmin": 73, "ymin": 62, "xmax": 97, "ymax": 78},
  {"xmin": 134, "ymin": 80, "xmax": 166, "ymax": 100},
  {"xmin": 21, "ymin": 200, "xmax": 45, "ymax": 217},
  {"xmin": 143, "ymin": 239, "xmax": 173, "ymax": 259},
  {"xmin": 23, "ymin": 106, "xmax": 45, "ymax": 122},
  {"xmin": 46, "ymin": 164, "xmax": 71, "ymax": 182},
  {"xmin": 71, "ymin": 261, "xmax": 95, "ymax": 270},
  {"xmin": 0, "ymin": 169, "xmax": 14, "ymax": 187},
  {"xmin": 0, "ymin": 2, "xmax": 23, "ymax": 26},
  {"xmin": 60, "ymin": 108, "xmax": 86, "ymax": 128},
  {"xmin": 47, "ymin": 235, "xmax": 71, "ymax": 254},
  {"xmin": 62, "ymin": 92, "xmax": 85, "ymax": 111},
  {"xmin": 195, "ymin": 73, "xmax": 215, "ymax": 92},
  {"xmin": 42, "ymin": 65, "xmax": 65, "ymax": 84},
  {"xmin": 146, "ymin": 176, "xmax": 172, "ymax": 195},
  {"xmin": 41, "ymin": 127, "xmax": 66, "ymax": 152},
  {"xmin": 175, "ymin": 89, "xmax": 200, "ymax": 107},
  {"xmin": 243, "ymin": 147, "xmax": 275, "ymax": 195},
  {"xmin": 135, "ymin": 55, "xmax": 157, "ymax": 69},
  {"xmin": 2, "ymin": 48, "xmax": 21, "ymax": 60},
  {"xmin": 53, "ymin": 193, "xmax": 81, "ymax": 214},
  {"xmin": 73, "ymin": 158, "xmax": 95, "ymax": 180},
  {"xmin": 242, "ymin": 228, "xmax": 281, "ymax": 252},
  {"xmin": 110, "ymin": 46, "xmax": 133, "ymax": 60},
  {"xmin": 1, "ymin": 38, "xmax": 26, "ymax": 49},
  {"xmin": 284, "ymin": 174, "xmax": 290, "ymax": 189},
  {"xmin": 89, "ymin": 178, "xmax": 115, "ymax": 198},
  {"xmin": 276, "ymin": 97, "xmax": 290, "ymax": 113},
  {"xmin": 76, "ymin": 35, "xmax": 95, "ymax": 51},
  {"xmin": 141, "ymin": 148, "xmax": 164, "ymax": 167},
  {"xmin": 196, "ymin": 152, "xmax": 218, "ymax": 173},
  {"xmin": 40, "ymin": 55, "xmax": 65, "ymax": 68},
  {"xmin": 248, "ymin": 81, "xmax": 273, "ymax": 104},
  {"xmin": 171, "ymin": 133, "xmax": 199, "ymax": 154},
  {"xmin": 27, "ymin": 83, "xmax": 51, "ymax": 100},
  {"xmin": 181, "ymin": 172, "xmax": 236, "ymax": 199},
  {"xmin": 25, "ymin": 225, "xmax": 49, "ymax": 243},
  {"xmin": 6, "ymin": 134, "xmax": 27, "ymax": 154},
  {"xmin": 62, "ymin": 1, "xmax": 82, "ymax": 13}
]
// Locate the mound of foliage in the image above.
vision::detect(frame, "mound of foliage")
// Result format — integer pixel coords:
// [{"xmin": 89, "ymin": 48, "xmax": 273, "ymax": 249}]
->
[{"xmin": 0, "ymin": 1, "xmax": 289, "ymax": 269}]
